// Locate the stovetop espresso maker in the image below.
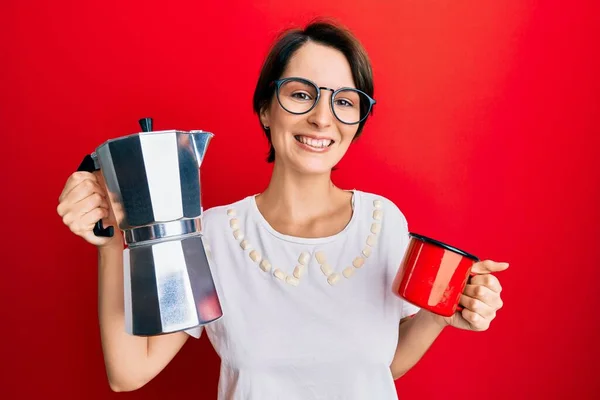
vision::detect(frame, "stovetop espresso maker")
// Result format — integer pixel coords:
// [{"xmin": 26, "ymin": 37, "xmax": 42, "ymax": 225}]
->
[{"xmin": 77, "ymin": 118, "xmax": 223, "ymax": 336}]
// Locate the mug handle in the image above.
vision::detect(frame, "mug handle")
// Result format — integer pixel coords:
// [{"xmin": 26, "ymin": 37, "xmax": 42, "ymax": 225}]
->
[
  {"xmin": 455, "ymin": 271, "xmax": 477, "ymax": 312},
  {"xmin": 77, "ymin": 154, "xmax": 114, "ymax": 238}
]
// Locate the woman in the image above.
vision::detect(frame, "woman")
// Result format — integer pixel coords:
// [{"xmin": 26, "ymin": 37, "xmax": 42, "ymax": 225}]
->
[{"xmin": 56, "ymin": 21, "xmax": 507, "ymax": 399}]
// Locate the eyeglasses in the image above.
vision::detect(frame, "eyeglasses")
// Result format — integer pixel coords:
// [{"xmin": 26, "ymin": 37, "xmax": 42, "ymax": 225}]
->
[{"xmin": 271, "ymin": 77, "xmax": 376, "ymax": 125}]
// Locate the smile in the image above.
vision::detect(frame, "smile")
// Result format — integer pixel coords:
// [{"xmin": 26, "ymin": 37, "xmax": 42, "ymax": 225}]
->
[{"xmin": 294, "ymin": 135, "xmax": 335, "ymax": 150}]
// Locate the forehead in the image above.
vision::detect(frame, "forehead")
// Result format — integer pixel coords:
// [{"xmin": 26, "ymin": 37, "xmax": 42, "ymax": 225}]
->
[{"xmin": 282, "ymin": 41, "xmax": 356, "ymax": 89}]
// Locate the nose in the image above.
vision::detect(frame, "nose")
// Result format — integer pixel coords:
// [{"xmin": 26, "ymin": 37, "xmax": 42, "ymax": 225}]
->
[{"xmin": 307, "ymin": 90, "xmax": 334, "ymax": 129}]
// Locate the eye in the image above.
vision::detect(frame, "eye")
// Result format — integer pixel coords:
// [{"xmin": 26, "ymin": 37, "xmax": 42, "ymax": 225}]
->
[
  {"xmin": 334, "ymin": 98, "xmax": 354, "ymax": 108},
  {"xmin": 291, "ymin": 92, "xmax": 313, "ymax": 101}
]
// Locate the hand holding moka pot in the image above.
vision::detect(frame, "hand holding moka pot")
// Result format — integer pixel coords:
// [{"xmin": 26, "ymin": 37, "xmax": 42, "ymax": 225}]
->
[{"xmin": 76, "ymin": 118, "xmax": 223, "ymax": 336}]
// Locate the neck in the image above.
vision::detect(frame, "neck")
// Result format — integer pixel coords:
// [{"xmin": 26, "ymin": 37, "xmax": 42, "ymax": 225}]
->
[{"xmin": 257, "ymin": 161, "xmax": 343, "ymax": 222}]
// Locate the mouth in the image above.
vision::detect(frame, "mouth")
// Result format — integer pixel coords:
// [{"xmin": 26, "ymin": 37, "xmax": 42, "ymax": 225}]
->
[{"xmin": 294, "ymin": 135, "xmax": 335, "ymax": 150}]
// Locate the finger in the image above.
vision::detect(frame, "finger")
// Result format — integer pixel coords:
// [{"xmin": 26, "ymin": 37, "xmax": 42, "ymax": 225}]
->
[
  {"xmin": 471, "ymin": 259, "xmax": 509, "ymax": 274},
  {"xmin": 459, "ymin": 294, "xmax": 496, "ymax": 319},
  {"xmin": 58, "ymin": 172, "xmax": 98, "ymax": 202},
  {"xmin": 463, "ymin": 284, "xmax": 504, "ymax": 309},
  {"xmin": 60, "ymin": 194, "xmax": 109, "ymax": 223},
  {"xmin": 69, "ymin": 178, "xmax": 106, "ymax": 203},
  {"xmin": 80, "ymin": 207, "xmax": 109, "ymax": 229},
  {"xmin": 470, "ymin": 273, "xmax": 503, "ymax": 293},
  {"xmin": 76, "ymin": 192, "xmax": 109, "ymax": 215},
  {"xmin": 62, "ymin": 198, "xmax": 109, "ymax": 228},
  {"xmin": 58, "ymin": 180, "xmax": 106, "ymax": 216},
  {"xmin": 68, "ymin": 207, "xmax": 109, "ymax": 236},
  {"xmin": 62, "ymin": 194, "xmax": 108, "ymax": 227},
  {"xmin": 460, "ymin": 308, "xmax": 490, "ymax": 332}
]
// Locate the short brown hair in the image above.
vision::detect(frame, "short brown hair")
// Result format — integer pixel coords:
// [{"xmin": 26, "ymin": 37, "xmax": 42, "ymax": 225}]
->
[{"xmin": 252, "ymin": 20, "xmax": 375, "ymax": 163}]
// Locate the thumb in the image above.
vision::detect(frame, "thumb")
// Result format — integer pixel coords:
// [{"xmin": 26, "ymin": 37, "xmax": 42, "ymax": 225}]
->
[{"xmin": 471, "ymin": 259, "xmax": 509, "ymax": 274}]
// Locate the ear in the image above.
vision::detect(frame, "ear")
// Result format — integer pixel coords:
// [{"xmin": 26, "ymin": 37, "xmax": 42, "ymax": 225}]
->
[{"xmin": 259, "ymin": 105, "xmax": 270, "ymax": 129}]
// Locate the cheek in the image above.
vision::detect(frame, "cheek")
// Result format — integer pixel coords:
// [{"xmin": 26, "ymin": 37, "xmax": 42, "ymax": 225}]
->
[
  {"xmin": 271, "ymin": 107, "xmax": 298, "ymax": 130},
  {"xmin": 271, "ymin": 110, "xmax": 306, "ymax": 141},
  {"xmin": 339, "ymin": 126, "xmax": 359, "ymax": 146}
]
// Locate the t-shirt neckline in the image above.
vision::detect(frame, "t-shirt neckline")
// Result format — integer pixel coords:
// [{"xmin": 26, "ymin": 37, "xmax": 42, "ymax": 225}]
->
[{"xmin": 247, "ymin": 189, "xmax": 360, "ymax": 245}]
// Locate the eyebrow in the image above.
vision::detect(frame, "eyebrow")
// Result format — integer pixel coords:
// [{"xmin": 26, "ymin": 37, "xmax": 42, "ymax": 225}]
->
[{"xmin": 280, "ymin": 76, "xmax": 357, "ymax": 90}]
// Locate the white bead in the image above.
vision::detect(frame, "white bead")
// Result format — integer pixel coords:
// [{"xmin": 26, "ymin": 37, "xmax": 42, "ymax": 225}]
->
[
  {"xmin": 273, "ymin": 269, "xmax": 285, "ymax": 281},
  {"xmin": 367, "ymin": 235, "xmax": 377, "ymax": 246},
  {"xmin": 298, "ymin": 252, "xmax": 310, "ymax": 265},
  {"xmin": 353, "ymin": 257, "xmax": 365, "ymax": 268},
  {"xmin": 260, "ymin": 259, "xmax": 271, "ymax": 272},
  {"xmin": 293, "ymin": 265, "xmax": 306, "ymax": 279},
  {"xmin": 286, "ymin": 276, "xmax": 300, "ymax": 286},
  {"xmin": 249, "ymin": 250, "xmax": 261, "ymax": 263},
  {"xmin": 315, "ymin": 251, "xmax": 327, "ymax": 264},
  {"xmin": 327, "ymin": 273, "xmax": 341, "ymax": 286},
  {"xmin": 233, "ymin": 229, "xmax": 244, "ymax": 240},
  {"xmin": 342, "ymin": 267, "xmax": 355, "ymax": 278},
  {"xmin": 373, "ymin": 200, "xmax": 382, "ymax": 208},
  {"xmin": 320, "ymin": 263, "xmax": 333, "ymax": 276},
  {"xmin": 362, "ymin": 247, "xmax": 372, "ymax": 258},
  {"xmin": 371, "ymin": 223, "xmax": 381, "ymax": 234},
  {"xmin": 229, "ymin": 218, "xmax": 239, "ymax": 227},
  {"xmin": 373, "ymin": 210, "xmax": 383, "ymax": 220},
  {"xmin": 240, "ymin": 239, "xmax": 251, "ymax": 250},
  {"xmin": 227, "ymin": 209, "xmax": 236, "ymax": 216}
]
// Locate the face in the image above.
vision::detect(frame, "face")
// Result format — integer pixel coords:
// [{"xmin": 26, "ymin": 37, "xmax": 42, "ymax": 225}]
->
[{"xmin": 260, "ymin": 42, "xmax": 360, "ymax": 175}]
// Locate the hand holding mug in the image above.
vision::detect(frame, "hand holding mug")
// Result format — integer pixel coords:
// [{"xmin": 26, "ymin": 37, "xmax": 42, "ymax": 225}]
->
[
  {"xmin": 392, "ymin": 233, "xmax": 509, "ymax": 332},
  {"xmin": 442, "ymin": 259, "xmax": 509, "ymax": 331}
]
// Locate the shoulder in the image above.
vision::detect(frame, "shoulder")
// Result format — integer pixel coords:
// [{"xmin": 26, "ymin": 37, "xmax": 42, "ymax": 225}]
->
[
  {"xmin": 354, "ymin": 190, "xmax": 412, "ymax": 267},
  {"xmin": 201, "ymin": 195, "xmax": 254, "ymax": 232},
  {"xmin": 354, "ymin": 189, "xmax": 409, "ymax": 230}
]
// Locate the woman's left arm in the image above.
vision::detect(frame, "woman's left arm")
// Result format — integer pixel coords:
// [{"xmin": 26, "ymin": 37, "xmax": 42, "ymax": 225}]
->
[{"xmin": 390, "ymin": 260, "xmax": 509, "ymax": 379}]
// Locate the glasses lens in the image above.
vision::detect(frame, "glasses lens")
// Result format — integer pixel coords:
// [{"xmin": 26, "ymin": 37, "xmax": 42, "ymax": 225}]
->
[
  {"xmin": 278, "ymin": 79, "xmax": 318, "ymax": 114},
  {"xmin": 332, "ymin": 89, "xmax": 371, "ymax": 124}
]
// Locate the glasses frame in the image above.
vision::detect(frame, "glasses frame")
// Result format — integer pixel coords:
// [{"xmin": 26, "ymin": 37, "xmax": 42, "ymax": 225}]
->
[{"xmin": 271, "ymin": 77, "xmax": 376, "ymax": 125}]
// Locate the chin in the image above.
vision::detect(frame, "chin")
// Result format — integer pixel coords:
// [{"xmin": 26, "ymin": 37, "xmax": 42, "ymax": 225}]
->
[
  {"xmin": 272, "ymin": 139, "xmax": 346, "ymax": 175},
  {"xmin": 291, "ymin": 158, "xmax": 337, "ymax": 175}
]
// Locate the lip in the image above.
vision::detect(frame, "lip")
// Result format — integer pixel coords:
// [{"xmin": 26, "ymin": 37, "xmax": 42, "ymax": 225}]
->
[
  {"xmin": 295, "ymin": 133, "xmax": 336, "ymax": 142},
  {"xmin": 293, "ymin": 134, "xmax": 335, "ymax": 153}
]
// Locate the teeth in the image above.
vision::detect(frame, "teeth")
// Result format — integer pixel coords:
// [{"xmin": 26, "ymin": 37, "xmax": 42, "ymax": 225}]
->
[{"xmin": 296, "ymin": 135, "xmax": 332, "ymax": 149}]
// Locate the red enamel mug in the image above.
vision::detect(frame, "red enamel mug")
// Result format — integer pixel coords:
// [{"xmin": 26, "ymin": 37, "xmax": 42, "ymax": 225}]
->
[{"xmin": 392, "ymin": 233, "xmax": 479, "ymax": 317}]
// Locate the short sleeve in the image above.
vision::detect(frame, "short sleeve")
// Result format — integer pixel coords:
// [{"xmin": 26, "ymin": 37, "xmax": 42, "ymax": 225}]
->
[
  {"xmin": 185, "ymin": 326, "xmax": 204, "ymax": 339},
  {"xmin": 381, "ymin": 198, "xmax": 421, "ymax": 319},
  {"xmin": 400, "ymin": 298, "xmax": 421, "ymax": 319},
  {"xmin": 184, "ymin": 207, "xmax": 217, "ymax": 340}
]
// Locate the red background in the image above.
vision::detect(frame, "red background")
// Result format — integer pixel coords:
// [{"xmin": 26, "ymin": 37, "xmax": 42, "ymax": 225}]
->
[{"xmin": 2, "ymin": 1, "xmax": 599, "ymax": 399}]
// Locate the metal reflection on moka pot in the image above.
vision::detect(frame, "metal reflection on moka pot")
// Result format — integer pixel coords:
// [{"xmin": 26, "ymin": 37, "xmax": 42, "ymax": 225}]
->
[{"xmin": 77, "ymin": 118, "xmax": 223, "ymax": 336}]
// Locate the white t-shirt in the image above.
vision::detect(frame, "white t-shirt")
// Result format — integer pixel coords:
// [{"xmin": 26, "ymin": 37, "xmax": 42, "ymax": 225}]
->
[{"xmin": 185, "ymin": 189, "xmax": 420, "ymax": 400}]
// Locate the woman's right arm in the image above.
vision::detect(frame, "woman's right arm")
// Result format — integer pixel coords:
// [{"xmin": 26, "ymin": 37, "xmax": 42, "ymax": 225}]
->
[
  {"xmin": 97, "ymin": 243, "xmax": 190, "ymax": 391},
  {"xmin": 58, "ymin": 171, "xmax": 191, "ymax": 392}
]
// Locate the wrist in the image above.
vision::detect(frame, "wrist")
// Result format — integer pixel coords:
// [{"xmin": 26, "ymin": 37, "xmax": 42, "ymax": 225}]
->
[
  {"xmin": 97, "ymin": 238, "xmax": 123, "ymax": 253},
  {"xmin": 418, "ymin": 309, "xmax": 449, "ymax": 330}
]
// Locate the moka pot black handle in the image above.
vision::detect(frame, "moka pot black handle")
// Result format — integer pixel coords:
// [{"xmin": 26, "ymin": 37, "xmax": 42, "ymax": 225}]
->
[{"xmin": 76, "ymin": 154, "xmax": 114, "ymax": 238}]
